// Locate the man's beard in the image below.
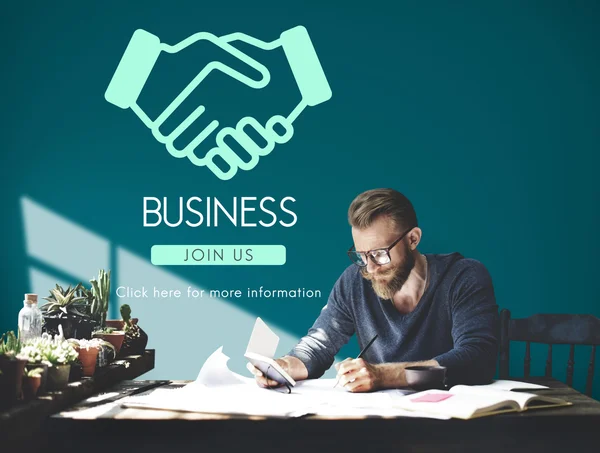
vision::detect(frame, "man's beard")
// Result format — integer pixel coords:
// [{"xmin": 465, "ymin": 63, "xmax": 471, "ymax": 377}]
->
[{"xmin": 361, "ymin": 246, "xmax": 415, "ymax": 300}]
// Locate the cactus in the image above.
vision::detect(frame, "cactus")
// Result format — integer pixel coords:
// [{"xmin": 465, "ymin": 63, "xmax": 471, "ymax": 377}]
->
[
  {"xmin": 90, "ymin": 269, "xmax": 111, "ymax": 327},
  {"xmin": 119, "ymin": 304, "xmax": 147, "ymax": 355},
  {"xmin": 120, "ymin": 304, "xmax": 132, "ymax": 330}
]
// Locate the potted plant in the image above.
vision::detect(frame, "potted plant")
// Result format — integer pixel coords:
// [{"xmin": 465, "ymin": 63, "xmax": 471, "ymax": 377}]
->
[
  {"xmin": 39, "ymin": 329, "xmax": 79, "ymax": 391},
  {"xmin": 89, "ymin": 269, "xmax": 125, "ymax": 353},
  {"xmin": 92, "ymin": 339, "xmax": 117, "ymax": 368},
  {"xmin": 0, "ymin": 331, "xmax": 27, "ymax": 410},
  {"xmin": 118, "ymin": 304, "xmax": 148, "ymax": 356},
  {"xmin": 41, "ymin": 283, "xmax": 96, "ymax": 339},
  {"xmin": 22, "ymin": 367, "xmax": 44, "ymax": 400},
  {"xmin": 19, "ymin": 339, "xmax": 51, "ymax": 395},
  {"xmin": 72, "ymin": 339, "xmax": 101, "ymax": 377},
  {"xmin": 92, "ymin": 327, "xmax": 125, "ymax": 354}
]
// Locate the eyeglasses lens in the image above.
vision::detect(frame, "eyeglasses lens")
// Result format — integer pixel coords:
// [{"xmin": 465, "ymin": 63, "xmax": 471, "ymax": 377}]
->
[
  {"xmin": 349, "ymin": 251, "xmax": 367, "ymax": 267},
  {"xmin": 370, "ymin": 250, "xmax": 390, "ymax": 265}
]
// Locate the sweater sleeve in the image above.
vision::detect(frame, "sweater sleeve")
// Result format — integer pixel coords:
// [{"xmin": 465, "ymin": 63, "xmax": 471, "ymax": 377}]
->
[
  {"xmin": 433, "ymin": 261, "xmax": 499, "ymax": 386},
  {"xmin": 287, "ymin": 273, "xmax": 356, "ymax": 378}
]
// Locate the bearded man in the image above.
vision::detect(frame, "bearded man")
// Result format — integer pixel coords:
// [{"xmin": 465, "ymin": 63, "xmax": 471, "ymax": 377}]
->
[{"xmin": 248, "ymin": 188, "xmax": 499, "ymax": 392}]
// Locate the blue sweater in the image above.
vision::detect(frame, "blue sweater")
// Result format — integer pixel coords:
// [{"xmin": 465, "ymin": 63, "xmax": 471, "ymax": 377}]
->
[{"xmin": 288, "ymin": 253, "xmax": 499, "ymax": 386}]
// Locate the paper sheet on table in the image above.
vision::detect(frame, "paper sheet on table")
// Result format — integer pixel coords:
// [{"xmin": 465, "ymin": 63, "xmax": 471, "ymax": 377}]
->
[
  {"xmin": 122, "ymin": 346, "xmax": 442, "ymax": 419},
  {"xmin": 293, "ymin": 378, "xmax": 414, "ymax": 408},
  {"xmin": 312, "ymin": 405, "xmax": 451, "ymax": 419},
  {"xmin": 122, "ymin": 384, "xmax": 313, "ymax": 417},
  {"xmin": 122, "ymin": 348, "xmax": 312, "ymax": 417},
  {"xmin": 194, "ymin": 346, "xmax": 255, "ymax": 387},
  {"xmin": 465, "ymin": 379, "xmax": 549, "ymax": 391}
]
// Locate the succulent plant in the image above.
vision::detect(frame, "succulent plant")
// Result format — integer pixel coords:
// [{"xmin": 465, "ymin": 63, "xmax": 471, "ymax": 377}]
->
[
  {"xmin": 93, "ymin": 327, "xmax": 118, "ymax": 334},
  {"xmin": 24, "ymin": 367, "xmax": 44, "ymax": 378},
  {"xmin": 0, "ymin": 331, "xmax": 22, "ymax": 358},
  {"xmin": 75, "ymin": 338, "xmax": 104, "ymax": 350},
  {"xmin": 19, "ymin": 340, "xmax": 48, "ymax": 364},
  {"xmin": 33, "ymin": 331, "xmax": 79, "ymax": 365},
  {"xmin": 41, "ymin": 284, "xmax": 89, "ymax": 318}
]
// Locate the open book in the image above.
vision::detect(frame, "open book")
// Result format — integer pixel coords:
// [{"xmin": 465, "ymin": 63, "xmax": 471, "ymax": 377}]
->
[{"xmin": 394, "ymin": 385, "xmax": 571, "ymax": 420}]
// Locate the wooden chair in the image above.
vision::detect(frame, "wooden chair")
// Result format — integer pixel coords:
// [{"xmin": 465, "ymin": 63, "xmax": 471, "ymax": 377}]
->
[{"xmin": 499, "ymin": 309, "xmax": 600, "ymax": 397}]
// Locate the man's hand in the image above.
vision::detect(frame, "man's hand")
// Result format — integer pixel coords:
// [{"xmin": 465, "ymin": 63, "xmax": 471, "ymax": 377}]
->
[
  {"xmin": 335, "ymin": 358, "xmax": 441, "ymax": 393},
  {"xmin": 246, "ymin": 356, "xmax": 308, "ymax": 388},
  {"xmin": 335, "ymin": 358, "xmax": 382, "ymax": 393}
]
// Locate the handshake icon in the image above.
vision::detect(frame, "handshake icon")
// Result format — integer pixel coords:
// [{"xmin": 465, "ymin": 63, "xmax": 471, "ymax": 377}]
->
[{"xmin": 105, "ymin": 26, "xmax": 332, "ymax": 180}]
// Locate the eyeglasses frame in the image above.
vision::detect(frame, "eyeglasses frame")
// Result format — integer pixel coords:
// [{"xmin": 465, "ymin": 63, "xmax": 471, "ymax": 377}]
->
[{"xmin": 347, "ymin": 226, "xmax": 414, "ymax": 268}]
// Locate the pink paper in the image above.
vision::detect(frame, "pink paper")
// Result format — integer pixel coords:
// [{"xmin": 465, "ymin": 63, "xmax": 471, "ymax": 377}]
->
[{"xmin": 410, "ymin": 393, "xmax": 454, "ymax": 403}]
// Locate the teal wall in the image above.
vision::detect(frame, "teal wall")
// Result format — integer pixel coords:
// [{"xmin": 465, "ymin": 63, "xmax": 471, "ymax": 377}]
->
[{"xmin": 1, "ymin": 1, "xmax": 598, "ymax": 398}]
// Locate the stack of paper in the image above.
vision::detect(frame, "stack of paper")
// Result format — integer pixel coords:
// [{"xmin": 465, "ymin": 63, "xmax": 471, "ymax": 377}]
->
[
  {"xmin": 120, "ymin": 315, "xmax": 554, "ymax": 420},
  {"xmin": 121, "ymin": 347, "xmax": 449, "ymax": 419}
]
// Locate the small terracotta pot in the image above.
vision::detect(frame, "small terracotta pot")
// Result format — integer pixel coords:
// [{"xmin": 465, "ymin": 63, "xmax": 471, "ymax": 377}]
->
[
  {"xmin": 93, "ymin": 332, "xmax": 125, "ymax": 354},
  {"xmin": 22, "ymin": 375, "xmax": 41, "ymax": 400},
  {"xmin": 78, "ymin": 347, "xmax": 99, "ymax": 376},
  {"xmin": 26, "ymin": 363, "xmax": 49, "ymax": 395},
  {"xmin": 46, "ymin": 364, "xmax": 71, "ymax": 391}
]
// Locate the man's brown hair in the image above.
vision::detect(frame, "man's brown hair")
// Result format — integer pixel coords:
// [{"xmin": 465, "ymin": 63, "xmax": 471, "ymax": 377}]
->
[{"xmin": 348, "ymin": 188, "xmax": 418, "ymax": 231}]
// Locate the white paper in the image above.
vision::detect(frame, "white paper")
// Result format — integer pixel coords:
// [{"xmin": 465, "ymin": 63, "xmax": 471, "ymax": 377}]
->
[
  {"xmin": 122, "ymin": 347, "xmax": 421, "ymax": 418},
  {"xmin": 195, "ymin": 346, "xmax": 255, "ymax": 387},
  {"xmin": 123, "ymin": 384, "xmax": 314, "ymax": 418},
  {"xmin": 292, "ymin": 379, "xmax": 414, "ymax": 409},
  {"xmin": 392, "ymin": 389, "xmax": 503, "ymax": 419},
  {"xmin": 122, "ymin": 346, "xmax": 312, "ymax": 417},
  {"xmin": 464, "ymin": 379, "xmax": 549, "ymax": 391},
  {"xmin": 312, "ymin": 405, "xmax": 451, "ymax": 419},
  {"xmin": 120, "ymin": 317, "xmax": 447, "ymax": 420},
  {"xmin": 245, "ymin": 317, "xmax": 279, "ymax": 358}
]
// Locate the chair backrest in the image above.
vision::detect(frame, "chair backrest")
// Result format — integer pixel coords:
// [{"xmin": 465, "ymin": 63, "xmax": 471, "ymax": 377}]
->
[{"xmin": 499, "ymin": 309, "xmax": 600, "ymax": 397}]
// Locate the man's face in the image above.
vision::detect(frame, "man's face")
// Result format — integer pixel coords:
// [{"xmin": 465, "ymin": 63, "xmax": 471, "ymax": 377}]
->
[{"xmin": 352, "ymin": 216, "xmax": 415, "ymax": 300}]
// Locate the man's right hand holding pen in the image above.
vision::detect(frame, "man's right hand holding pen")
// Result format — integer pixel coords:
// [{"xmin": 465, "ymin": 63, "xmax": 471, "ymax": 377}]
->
[
  {"xmin": 334, "ymin": 333, "xmax": 381, "ymax": 392},
  {"xmin": 334, "ymin": 358, "xmax": 445, "ymax": 393},
  {"xmin": 247, "ymin": 343, "xmax": 442, "ymax": 393}
]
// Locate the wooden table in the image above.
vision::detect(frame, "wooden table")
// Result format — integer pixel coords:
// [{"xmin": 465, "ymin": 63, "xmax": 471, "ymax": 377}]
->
[
  {"xmin": 43, "ymin": 377, "xmax": 600, "ymax": 453},
  {"xmin": 0, "ymin": 350, "xmax": 154, "ymax": 450}
]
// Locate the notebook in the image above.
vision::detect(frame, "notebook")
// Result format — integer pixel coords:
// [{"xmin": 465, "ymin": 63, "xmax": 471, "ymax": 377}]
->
[{"xmin": 394, "ymin": 385, "xmax": 571, "ymax": 420}]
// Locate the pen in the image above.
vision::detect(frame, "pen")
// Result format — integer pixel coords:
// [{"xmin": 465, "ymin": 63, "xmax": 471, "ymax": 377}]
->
[{"xmin": 333, "ymin": 334, "xmax": 379, "ymax": 388}]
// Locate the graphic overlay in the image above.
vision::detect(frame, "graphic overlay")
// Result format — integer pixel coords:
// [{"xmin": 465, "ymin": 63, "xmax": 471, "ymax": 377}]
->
[{"xmin": 105, "ymin": 25, "xmax": 332, "ymax": 180}]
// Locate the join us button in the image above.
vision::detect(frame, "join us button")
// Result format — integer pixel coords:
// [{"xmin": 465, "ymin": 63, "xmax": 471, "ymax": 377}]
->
[{"xmin": 151, "ymin": 245, "xmax": 286, "ymax": 266}]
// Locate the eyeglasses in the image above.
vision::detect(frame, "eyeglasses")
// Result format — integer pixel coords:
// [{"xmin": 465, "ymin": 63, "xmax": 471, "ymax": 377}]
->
[{"xmin": 347, "ymin": 227, "xmax": 414, "ymax": 268}]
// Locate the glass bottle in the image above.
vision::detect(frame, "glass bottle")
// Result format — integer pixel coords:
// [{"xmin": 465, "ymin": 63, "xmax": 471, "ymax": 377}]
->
[{"xmin": 18, "ymin": 293, "xmax": 43, "ymax": 343}]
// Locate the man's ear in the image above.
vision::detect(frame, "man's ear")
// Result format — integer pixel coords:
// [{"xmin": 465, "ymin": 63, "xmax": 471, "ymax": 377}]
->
[{"xmin": 408, "ymin": 227, "xmax": 422, "ymax": 250}]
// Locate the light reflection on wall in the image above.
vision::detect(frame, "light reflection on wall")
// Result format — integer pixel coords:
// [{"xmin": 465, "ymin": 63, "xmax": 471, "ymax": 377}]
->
[{"xmin": 20, "ymin": 196, "xmax": 338, "ymax": 379}]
